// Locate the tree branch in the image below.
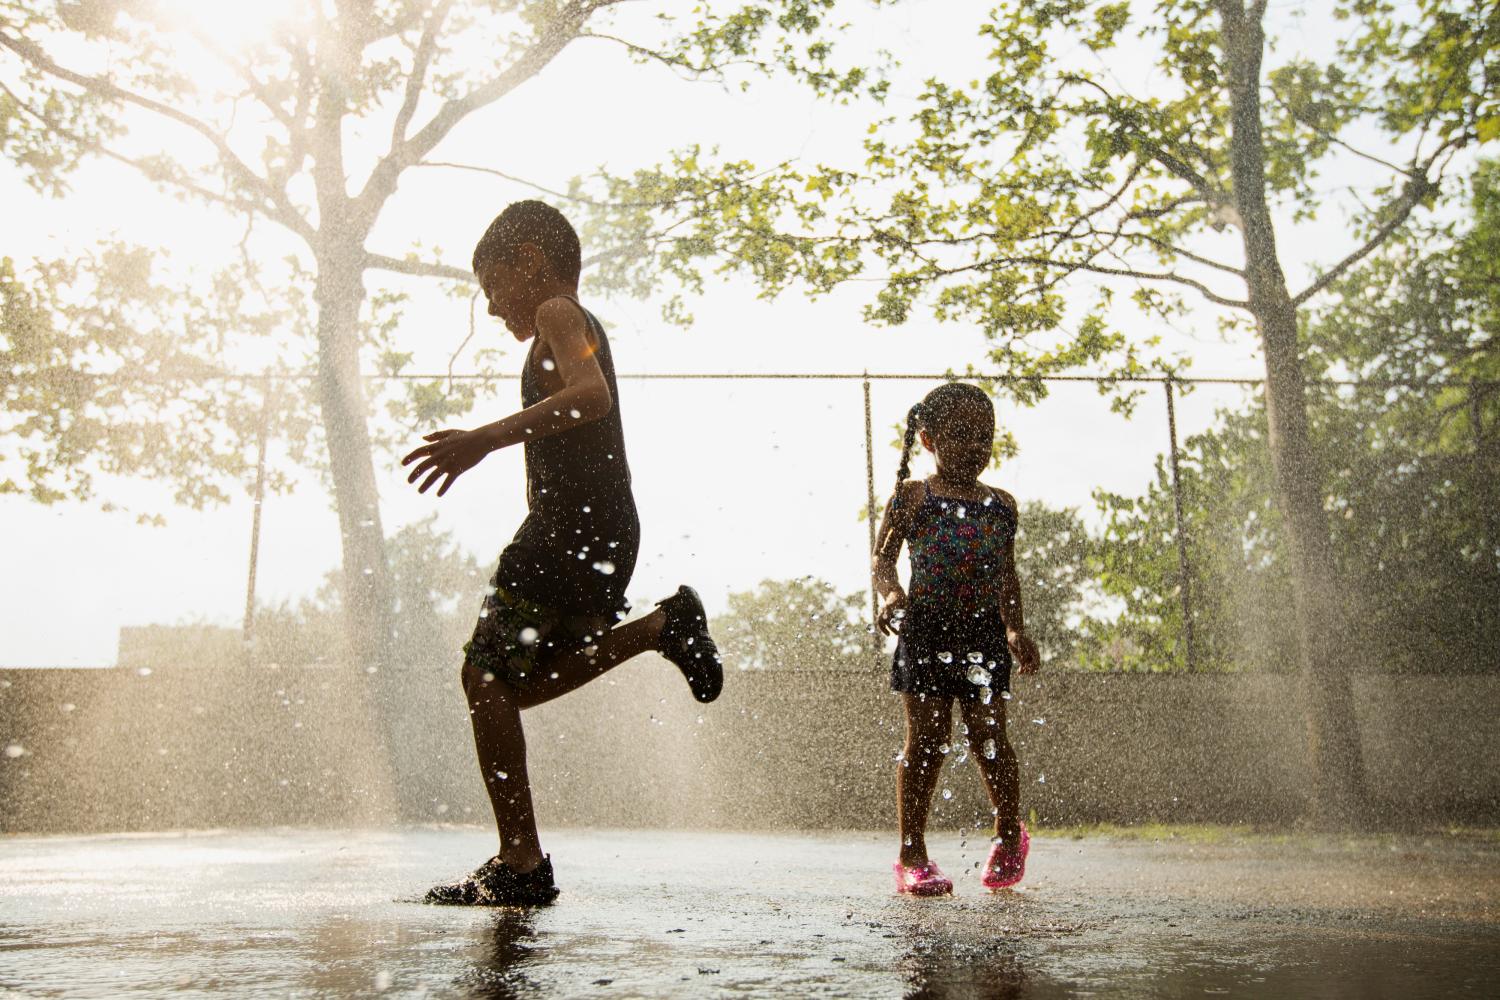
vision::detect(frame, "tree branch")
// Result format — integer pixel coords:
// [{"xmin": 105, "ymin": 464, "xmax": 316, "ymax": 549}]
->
[
  {"xmin": 390, "ymin": 0, "xmax": 454, "ymax": 149},
  {"xmin": 578, "ymin": 29, "xmax": 765, "ymax": 80},
  {"xmin": 355, "ymin": 0, "xmax": 604, "ymax": 221},
  {"xmin": 1064, "ymin": 74, "xmax": 1227, "ymax": 203},
  {"xmin": 0, "ymin": 29, "xmax": 315, "ymax": 245},
  {"xmin": 1085, "ymin": 220, "xmax": 1244, "ymax": 276},
  {"xmin": 364, "ymin": 252, "xmax": 474, "ymax": 283},
  {"xmin": 186, "ymin": 26, "xmax": 296, "ymax": 131},
  {"xmin": 1292, "ymin": 169, "xmax": 1440, "ymax": 306},
  {"xmin": 1266, "ymin": 83, "xmax": 1412, "ymax": 177},
  {"xmin": 414, "ymin": 160, "xmax": 603, "ymax": 204},
  {"xmin": 987, "ymin": 255, "xmax": 1249, "ymax": 310},
  {"xmin": 0, "ymin": 80, "xmax": 263, "ymax": 216}
]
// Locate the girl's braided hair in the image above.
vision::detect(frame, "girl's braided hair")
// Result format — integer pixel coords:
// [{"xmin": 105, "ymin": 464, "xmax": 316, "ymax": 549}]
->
[{"xmin": 895, "ymin": 382, "xmax": 994, "ymax": 487}]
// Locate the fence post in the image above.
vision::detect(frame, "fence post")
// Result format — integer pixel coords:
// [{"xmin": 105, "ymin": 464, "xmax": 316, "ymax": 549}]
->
[
  {"xmin": 864, "ymin": 373, "xmax": 879, "ymax": 627},
  {"xmin": 1163, "ymin": 375, "xmax": 1198, "ymax": 670},
  {"xmin": 242, "ymin": 382, "xmax": 273, "ymax": 658},
  {"xmin": 1475, "ymin": 379, "xmax": 1497, "ymax": 575}
]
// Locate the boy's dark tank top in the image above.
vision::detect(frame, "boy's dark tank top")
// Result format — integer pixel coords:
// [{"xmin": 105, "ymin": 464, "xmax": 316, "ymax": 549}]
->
[{"xmin": 494, "ymin": 299, "xmax": 639, "ymax": 615}]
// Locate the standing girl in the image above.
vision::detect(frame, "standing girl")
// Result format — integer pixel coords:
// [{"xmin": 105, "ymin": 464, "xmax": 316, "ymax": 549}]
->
[{"xmin": 872, "ymin": 382, "xmax": 1041, "ymax": 895}]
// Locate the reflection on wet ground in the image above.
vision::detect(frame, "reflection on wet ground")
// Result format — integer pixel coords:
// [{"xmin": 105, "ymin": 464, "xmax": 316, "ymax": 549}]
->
[{"xmin": 1, "ymin": 828, "xmax": 1496, "ymax": 997}]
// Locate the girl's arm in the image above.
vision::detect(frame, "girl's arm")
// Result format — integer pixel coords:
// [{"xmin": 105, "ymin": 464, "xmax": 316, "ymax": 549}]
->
[
  {"xmin": 994, "ymin": 492, "xmax": 1041, "ymax": 673},
  {"xmin": 873, "ymin": 481, "xmax": 921, "ymax": 634},
  {"xmin": 401, "ymin": 298, "xmax": 610, "ymax": 496}
]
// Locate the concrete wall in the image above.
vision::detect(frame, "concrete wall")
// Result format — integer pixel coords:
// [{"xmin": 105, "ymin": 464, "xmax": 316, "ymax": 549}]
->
[{"xmin": 2, "ymin": 660, "xmax": 1496, "ymax": 833}]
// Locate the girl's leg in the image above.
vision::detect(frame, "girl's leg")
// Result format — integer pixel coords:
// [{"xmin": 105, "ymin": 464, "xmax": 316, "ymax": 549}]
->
[
  {"xmin": 461, "ymin": 662, "xmax": 546, "ymax": 871},
  {"xmin": 958, "ymin": 697, "xmax": 1022, "ymax": 842},
  {"xmin": 898, "ymin": 692, "xmax": 954, "ymax": 866},
  {"xmin": 510, "ymin": 608, "xmax": 666, "ymax": 709}
]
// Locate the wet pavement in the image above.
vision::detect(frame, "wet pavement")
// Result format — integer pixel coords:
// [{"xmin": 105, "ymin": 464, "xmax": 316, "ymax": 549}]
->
[{"xmin": 1, "ymin": 827, "xmax": 1496, "ymax": 998}]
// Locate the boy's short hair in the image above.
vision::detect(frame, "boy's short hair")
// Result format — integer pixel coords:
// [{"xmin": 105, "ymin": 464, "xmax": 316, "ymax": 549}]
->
[{"xmin": 472, "ymin": 200, "xmax": 582, "ymax": 284}]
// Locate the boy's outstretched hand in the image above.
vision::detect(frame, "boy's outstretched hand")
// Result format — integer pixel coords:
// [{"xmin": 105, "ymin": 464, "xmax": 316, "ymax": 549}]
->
[
  {"xmin": 1007, "ymin": 628, "xmax": 1041, "ymax": 675},
  {"xmin": 401, "ymin": 427, "xmax": 493, "ymax": 496}
]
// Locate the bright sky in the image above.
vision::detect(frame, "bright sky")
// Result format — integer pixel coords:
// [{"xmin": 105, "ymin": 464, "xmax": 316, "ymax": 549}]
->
[{"xmin": 0, "ymin": 1, "xmax": 1444, "ymax": 665}]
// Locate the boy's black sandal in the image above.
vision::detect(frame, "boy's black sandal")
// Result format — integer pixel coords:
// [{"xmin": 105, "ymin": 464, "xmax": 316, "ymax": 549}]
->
[
  {"xmin": 655, "ymin": 585, "xmax": 723, "ymax": 703},
  {"xmin": 423, "ymin": 855, "xmax": 560, "ymax": 907}
]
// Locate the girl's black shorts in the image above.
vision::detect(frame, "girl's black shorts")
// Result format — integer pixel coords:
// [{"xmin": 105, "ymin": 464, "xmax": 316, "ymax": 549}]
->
[{"xmin": 890, "ymin": 606, "xmax": 1012, "ymax": 702}]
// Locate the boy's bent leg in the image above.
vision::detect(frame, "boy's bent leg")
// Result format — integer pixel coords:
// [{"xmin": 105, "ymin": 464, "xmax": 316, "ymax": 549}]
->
[
  {"xmin": 511, "ymin": 609, "xmax": 666, "ymax": 709},
  {"xmin": 461, "ymin": 659, "xmax": 545, "ymax": 872}
]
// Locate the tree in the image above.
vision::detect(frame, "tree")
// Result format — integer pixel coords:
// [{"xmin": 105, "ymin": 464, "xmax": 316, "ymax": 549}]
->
[
  {"xmin": 1013, "ymin": 500, "xmax": 1096, "ymax": 666},
  {"xmin": 710, "ymin": 576, "xmax": 877, "ymax": 671},
  {"xmin": 1090, "ymin": 406, "xmax": 1298, "ymax": 673},
  {"xmin": 251, "ymin": 513, "xmax": 485, "ymax": 668},
  {"xmin": 0, "ymin": 0, "xmax": 880, "ymax": 667},
  {"xmin": 588, "ymin": 0, "xmax": 1498, "ymax": 823},
  {"xmin": 1090, "ymin": 161, "xmax": 1500, "ymax": 674},
  {"xmin": 0, "ymin": 245, "xmax": 314, "ymax": 516}
]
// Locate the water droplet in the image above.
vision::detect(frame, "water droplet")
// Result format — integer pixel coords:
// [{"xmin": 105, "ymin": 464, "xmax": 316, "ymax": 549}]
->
[
  {"xmin": 936, "ymin": 651, "xmax": 953, "ymax": 664},
  {"xmin": 541, "ymin": 358, "xmax": 556, "ymax": 371},
  {"xmin": 903, "ymin": 835, "xmax": 912, "ymax": 846},
  {"xmin": 519, "ymin": 627, "xmax": 539, "ymax": 646},
  {"xmin": 1037, "ymin": 774, "xmax": 1046, "ymax": 784},
  {"xmin": 4, "ymin": 743, "xmax": 27, "ymax": 758},
  {"xmin": 938, "ymin": 742, "xmax": 950, "ymax": 755},
  {"xmin": 495, "ymin": 770, "xmax": 508, "ymax": 780},
  {"xmin": 982, "ymin": 739, "xmax": 997, "ymax": 759},
  {"xmin": 966, "ymin": 665, "xmax": 991, "ymax": 686},
  {"xmin": 1001, "ymin": 690, "xmax": 1013, "ymax": 701},
  {"xmin": 592, "ymin": 560, "xmax": 616, "ymax": 575},
  {"xmin": 482, "ymin": 671, "xmax": 495, "ymax": 683},
  {"xmin": 941, "ymin": 788, "xmax": 953, "ymax": 800},
  {"xmin": 569, "ymin": 409, "xmax": 582, "ymax": 419},
  {"xmin": 582, "ymin": 505, "xmax": 591, "ymax": 513},
  {"xmin": 1032, "ymin": 718, "xmax": 1046, "ymax": 726},
  {"xmin": 61, "ymin": 703, "xmax": 75, "ymax": 713},
  {"xmin": 980, "ymin": 686, "xmax": 993, "ymax": 705},
  {"xmin": 137, "ymin": 667, "xmax": 152, "ymax": 677},
  {"xmin": 967, "ymin": 651, "xmax": 984, "ymax": 663}
]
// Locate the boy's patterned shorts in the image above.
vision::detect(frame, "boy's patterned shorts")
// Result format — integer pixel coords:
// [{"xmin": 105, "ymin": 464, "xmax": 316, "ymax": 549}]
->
[{"xmin": 463, "ymin": 585, "xmax": 606, "ymax": 692}]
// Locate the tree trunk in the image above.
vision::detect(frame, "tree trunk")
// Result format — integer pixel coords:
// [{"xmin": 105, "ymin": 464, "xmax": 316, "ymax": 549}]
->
[
  {"xmin": 308, "ymin": 23, "xmax": 396, "ymax": 675},
  {"xmin": 1220, "ymin": 3, "xmax": 1368, "ymax": 825},
  {"xmin": 313, "ymin": 252, "xmax": 394, "ymax": 671}
]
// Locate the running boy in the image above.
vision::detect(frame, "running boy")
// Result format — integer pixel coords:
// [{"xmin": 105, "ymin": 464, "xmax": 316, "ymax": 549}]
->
[{"xmin": 401, "ymin": 200, "xmax": 723, "ymax": 905}]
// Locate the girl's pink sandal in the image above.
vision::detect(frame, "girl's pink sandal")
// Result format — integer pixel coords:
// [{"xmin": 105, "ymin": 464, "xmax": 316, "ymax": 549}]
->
[
  {"xmin": 893, "ymin": 860, "xmax": 954, "ymax": 896},
  {"xmin": 981, "ymin": 822, "xmax": 1030, "ymax": 890}
]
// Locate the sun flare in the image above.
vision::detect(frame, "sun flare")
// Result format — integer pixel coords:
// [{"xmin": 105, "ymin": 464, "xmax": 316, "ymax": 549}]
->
[{"xmin": 154, "ymin": 0, "xmax": 307, "ymax": 51}]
